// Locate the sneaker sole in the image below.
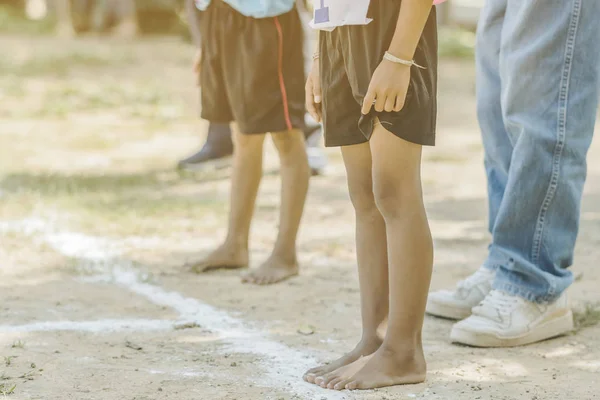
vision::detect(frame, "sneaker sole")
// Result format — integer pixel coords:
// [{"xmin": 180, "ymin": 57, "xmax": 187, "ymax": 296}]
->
[
  {"xmin": 426, "ymin": 301, "xmax": 473, "ymax": 320},
  {"xmin": 450, "ymin": 309, "xmax": 574, "ymax": 347}
]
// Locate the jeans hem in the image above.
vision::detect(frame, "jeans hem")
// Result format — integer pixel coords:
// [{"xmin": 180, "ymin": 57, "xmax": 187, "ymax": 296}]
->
[{"xmin": 493, "ymin": 281, "xmax": 560, "ymax": 304}]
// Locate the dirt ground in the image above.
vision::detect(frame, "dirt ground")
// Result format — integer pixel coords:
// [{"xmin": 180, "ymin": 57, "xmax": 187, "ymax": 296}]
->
[{"xmin": 1, "ymin": 35, "xmax": 599, "ymax": 400}]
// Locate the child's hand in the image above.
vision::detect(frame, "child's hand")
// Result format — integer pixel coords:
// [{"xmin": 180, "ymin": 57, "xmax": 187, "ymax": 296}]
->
[
  {"xmin": 362, "ymin": 59, "xmax": 411, "ymax": 115},
  {"xmin": 193, "ymin": 49, "xmax": 202, "ymax": 86},
  {"xmin": 305, "ymin": 59, "xmax": 322, "ymax": 122}
]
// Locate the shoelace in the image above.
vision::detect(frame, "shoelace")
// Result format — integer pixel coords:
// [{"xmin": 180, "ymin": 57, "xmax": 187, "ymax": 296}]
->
[
  {"xmin": 457, "ymin": 268, "xmax": 491, "ymax": 291},
  {"xmin": 479, "ymin": 290, "xmax": 521, "ymax": 316}
]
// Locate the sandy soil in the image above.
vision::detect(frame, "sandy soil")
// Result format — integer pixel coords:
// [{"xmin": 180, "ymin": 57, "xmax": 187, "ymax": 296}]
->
[{"xmin": 0, "ymin": 36, "xmax": 599, "ymax": 400}]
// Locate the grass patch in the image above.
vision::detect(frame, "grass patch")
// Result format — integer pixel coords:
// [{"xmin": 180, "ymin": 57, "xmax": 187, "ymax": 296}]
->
[
  {"xmin": 0, "ymin": 383, "xmax": 16, "ymax": 396},
  {"xmin": 0, "ymin": 47, "xmax": 134, "ymax": 77},
  {"xmin": 0, "ymin": 171, "xmax": 168, "ymax": 195},
  {"xmin": 0, "ymin": 170, "xmax": 228, "ymax": 236},
  {"xmin": 5, "ymin": 79, "xmax": 181, "ymax": 119},
  {"xmin": 33, "ymin": 82, "xmax": 178, "ymax": 118},
  {"xmin": 439, "ymin": 27, "xmax": 476, "ymax": 59},
  {"xmin": 3, "ymin": 356, "xmax": 16, "ymax": 367},
  {"xmin": 573, "ymin": 302, "xmax": 600, "ymax": 332},
  {"xmin": 68, "ymin": 193, "xmax": 226, "ymax": 236},
  {"xmin": 10, "ymin": 340, "xmax": 25, "ymax": 349}
]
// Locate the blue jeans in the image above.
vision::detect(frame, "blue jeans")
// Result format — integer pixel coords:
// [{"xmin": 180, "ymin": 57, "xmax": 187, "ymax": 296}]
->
[{"xmin": 477, "ymin": 0, "xmax": 600, "ymax": 303}]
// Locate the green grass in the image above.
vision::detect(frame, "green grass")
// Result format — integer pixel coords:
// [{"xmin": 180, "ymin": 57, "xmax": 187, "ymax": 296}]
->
[
  {"xmin": 35, "ymin": 82, "xmax": 178, "ymax": 118},
  {"xmin": 0, "ymin": 77, "xmax": 181, "ymax": 119},
  {"xmin": 439, "ymin": 27, "xmax": 476, "ymax": 59},
  {"xmin": 573, "ymin": 302, "xmax": 600, "ymax": 332},
  {"xmin": 0, "ymin": 383, "xmax": 16, "ymax": 396},
  {"xmin": 10, "ymin": 340, "xmax": 25, "ymax": 349},
  {"xmin": 0, "ymin": 170, "xmax": 228, "ymax": 236},
  {"xmin": 0, "ymin": 48, "xmax": 135, "ymax": 77},
  {"xmin": 3, "ymin": 356, "xmax": 15, "ymax": 367},
  {"xmin": 0, "ymin": 171, "xmax": 168, "ymax": 196}
]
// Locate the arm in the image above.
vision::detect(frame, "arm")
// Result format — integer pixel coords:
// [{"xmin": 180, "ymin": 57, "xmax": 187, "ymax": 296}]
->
[
  {"xmin": 362, "ymin": 0, "xmax": 433, "ymax": 115},
  {"xmin": 186, "ymin": 0, "xmax": 203, "ymax": 85},
  {"xmin": 388, "ymin": 0, "xmax": 432, "ymax": 61},
  {"xmin": 186, "ymin": 0, "xmax": 202, "ymax": 47},
  {"xmin": 295, "ymin": 0, "xmax": 307, "ymax": 13},
  {"xmin": 305, "ymin": 30, "xmax": 322, "ymax": 122}
]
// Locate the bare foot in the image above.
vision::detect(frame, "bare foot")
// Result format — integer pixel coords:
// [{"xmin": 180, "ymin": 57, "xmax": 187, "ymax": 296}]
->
[
  {"xmin": 303, "ymin": 337, "xmax": 382, "ymax": 384},
  {"xmin": 241, "ymin": 254, "xmax": 298, "ymax": 285},
  {"xmin": 317, "ymin": 354, "xmax": 372, "ymax": 389},
  {"xmin": 333, "ymin": 345, "xmax": 426, "ymax": 391},
  {"xmin": 187, "ymin": 244, "xmax": 248, "ymax": 273}
]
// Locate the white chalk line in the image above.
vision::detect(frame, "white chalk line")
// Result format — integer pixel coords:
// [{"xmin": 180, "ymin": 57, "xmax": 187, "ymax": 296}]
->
[
  {"xmin": 0, "ymin": 217, "xmax": 349, "ymax": 400},
  {"xmin": 0, "ymin": 319, "xmax": 173, "ymax": 334}
]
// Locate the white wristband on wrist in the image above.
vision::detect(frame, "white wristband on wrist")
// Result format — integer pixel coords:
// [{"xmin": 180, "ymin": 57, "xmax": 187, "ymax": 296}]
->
[{"xmin": 383, "ymin": 51, "xmax": 425, "ymax": 69}]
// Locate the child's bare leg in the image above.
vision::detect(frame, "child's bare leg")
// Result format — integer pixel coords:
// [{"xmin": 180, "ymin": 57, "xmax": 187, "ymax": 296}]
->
[
  {"xmin": 334, "ymin": 124, "xmax": 432, "ymax": 390},
  {"xmin": 111, "ymin": 0, "xmax": 138, "ymax": 38},
  {"xmin": 190, "ymin": 124, "xmax": 265, "ymax": 272},
  {"xmin": 243, "ymin": 129, "xmax": 309, "ymax": 285},
  {"xmin": 54, "ymin": 0, "xmax": 76, "ymax": 38},
  {"xmin": 305, "ymin": 142, "xmax": 389, "ymax": 386}
]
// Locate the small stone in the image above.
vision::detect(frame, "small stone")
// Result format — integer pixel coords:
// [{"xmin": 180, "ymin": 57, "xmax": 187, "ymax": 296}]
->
[
  {"xmin": 125, "ymin": 341, "xmax": 143, "ymax": 351},
  {"xmin": 297, "ymin": 325, "xmax": 316, "ymax": 336}
]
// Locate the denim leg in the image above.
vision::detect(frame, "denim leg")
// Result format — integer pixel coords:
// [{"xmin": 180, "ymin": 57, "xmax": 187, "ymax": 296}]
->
[
  {"xmin": 488, "ymin": 0, "xmax": 600, "ymax": 302},
  {"xmin": 476, "ymin": 0, "xmax": 511, "ymax": 250}
]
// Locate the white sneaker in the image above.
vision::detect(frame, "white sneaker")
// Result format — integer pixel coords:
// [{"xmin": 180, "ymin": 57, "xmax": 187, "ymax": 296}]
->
[
  {"xmin": 450, "ymin": 290, "xmax": 574, "ymax": 347},
  {"xmin": 426, "ymin": 266, "xmax": 495, "ymax": 320}
]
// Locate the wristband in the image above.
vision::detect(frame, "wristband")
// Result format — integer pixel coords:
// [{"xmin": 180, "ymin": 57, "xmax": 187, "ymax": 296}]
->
[{"xmin": 383, "ymin": 51, "xmax": 425, "ymax": 69}]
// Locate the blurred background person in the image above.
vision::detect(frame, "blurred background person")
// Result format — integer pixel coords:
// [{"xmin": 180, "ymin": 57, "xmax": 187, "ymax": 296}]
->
[
  {"xmin": 50, "ymin": 0, "xmax": 138, "ymax": 37},
  {"xmin": 177, "ymin": 0, "xmax": 327, "ymax": 176}
]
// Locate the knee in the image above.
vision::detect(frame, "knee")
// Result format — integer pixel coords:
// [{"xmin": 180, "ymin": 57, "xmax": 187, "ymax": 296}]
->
[
  {"xmin": 271, "ymin": 130, "xmax": 304, "ymax": 152},
  {"xmin": 347, "ymin": 176, "xmax": 377, "ymax": 215},
  {"xmin": 271, "ymin": 130, "xmax": 306, "ymax": 163},
  {"xmin": 233, "ymin": 131, "xmax": 265, "ymax": 151},
  {"xmin": 373, "ymin": 176, "xmax": 419, "ymax": 220}
]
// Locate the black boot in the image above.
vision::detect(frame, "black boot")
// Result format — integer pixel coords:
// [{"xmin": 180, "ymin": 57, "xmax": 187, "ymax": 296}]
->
[{"xmin": 177, "ymin": 122, "xmax": 234, "ymax": 170}]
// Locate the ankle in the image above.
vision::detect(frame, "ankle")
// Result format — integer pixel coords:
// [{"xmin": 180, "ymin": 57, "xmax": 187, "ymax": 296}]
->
[
  {"xmin": 268, "ymin": 248, "xmax": 297, "ymax": 266},
  {"xmin": 380, "ymin": 337, "xmax": 423, "ymax": 359},
  {"xmin": 223, "ymin": 236, "xmax": 248, "ymax": 252},
  {"xmin": 269, "ymin": 242, "xmax": 297, "ymax": 262},
  {"xmin": 357, "ymin": 335, "xmax": 384, "ymax": 353}
]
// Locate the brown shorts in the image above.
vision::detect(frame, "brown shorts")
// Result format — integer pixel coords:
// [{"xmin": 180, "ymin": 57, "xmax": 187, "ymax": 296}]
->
[
  {"xmin": 319, "ymin": 0, "xmax": 438, "ymax": 147},
  {"xmin": 198, "ymin": 1, "xmax": 306, "ymax": 134}
]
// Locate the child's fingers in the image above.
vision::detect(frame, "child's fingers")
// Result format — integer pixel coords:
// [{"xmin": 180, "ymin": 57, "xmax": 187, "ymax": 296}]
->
[
  {"xmin": 361, "ymin": 91, "xmax": 376, "ymax": 115},
  {"xmin": 394, "ymin": 95, "xmax": 405, "ymax": 112},
  {"xmin": 305, "ymin": 80, "xmax": 321, "ymax": 122},
  {"xmin": 374, "ymin": 91, "xmax": 387, "ymax": 112},
  {"xmin": 384, "ymin": 95, "xmax": 396, "ymax": 112},
  {"xmin": 313, "ymin": 77, "xmax": 322, "ymax": 105}
]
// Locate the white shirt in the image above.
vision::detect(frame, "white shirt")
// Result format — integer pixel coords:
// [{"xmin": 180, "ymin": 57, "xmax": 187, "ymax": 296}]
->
[
  {"xmin": 310, "ymin": 0, "xmax": 448, "ymax": 31},
  {"xmin": 309, "ymin": 0, "xmax": 372, "ymax": 31}
]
